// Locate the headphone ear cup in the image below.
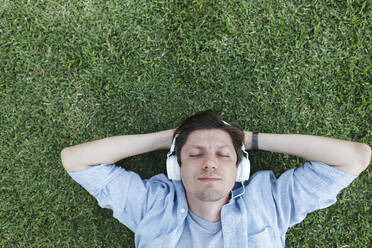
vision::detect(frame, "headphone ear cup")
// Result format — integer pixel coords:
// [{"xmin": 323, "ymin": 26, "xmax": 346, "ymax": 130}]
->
[
  {"xmin": 166, "ymin": 155, "xmax": 181, "ymax": 180},
  {"xmin": 236, "ymin": 153, "xmax": 250, "ymax": 182}
]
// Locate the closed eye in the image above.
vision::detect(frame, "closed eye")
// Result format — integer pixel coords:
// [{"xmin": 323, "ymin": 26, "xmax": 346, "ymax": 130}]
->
[
  {"xmin": 190, "ymin": 154, "xmax": 202, "ymax": 157},
  {"xmin": 218, "ymin": 154, "xmax": 230, "ymax": 157},
  {"xmin": 189, "ymin": 154, "xmax": 230, "ymax": 158}
]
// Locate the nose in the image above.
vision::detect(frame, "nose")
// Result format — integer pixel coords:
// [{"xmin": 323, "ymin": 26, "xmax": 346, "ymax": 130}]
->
[{"xmin": 202, "ymin": 156, "xmax": 218, "ymax": 170}]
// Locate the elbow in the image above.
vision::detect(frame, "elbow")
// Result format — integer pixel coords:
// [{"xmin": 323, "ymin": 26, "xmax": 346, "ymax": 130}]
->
[
  {"xmin": 61, "ymin": 147, "xmax": 72, "ymax": 171},
  {"xmin": 61, "ymin": 147, "xmax": 91, "ymax": 172},
  {"xmin": 354, "ymin": 143, "xmax": 371, "ymax": 173}
]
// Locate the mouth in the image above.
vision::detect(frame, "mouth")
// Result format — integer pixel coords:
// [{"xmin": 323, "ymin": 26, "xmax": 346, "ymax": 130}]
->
[{"xmin": 198, "ymin": 177, "xmax": 221, "ymax": 182}]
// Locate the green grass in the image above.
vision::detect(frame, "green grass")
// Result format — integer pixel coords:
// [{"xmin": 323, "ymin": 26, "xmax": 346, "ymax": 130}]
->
[{"xmin": 1, "ymin": 0, "xmax": 371, "ymax": 247}]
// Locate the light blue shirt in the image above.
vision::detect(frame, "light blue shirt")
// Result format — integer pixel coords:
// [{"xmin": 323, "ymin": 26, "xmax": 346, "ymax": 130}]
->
[
  {"xmin": 177, "ymin": 210, "xmax": 223, "ymax": 248},
  {"xmin": 68, "ymin": 161, "xmax": 356, "ymax": 247}
]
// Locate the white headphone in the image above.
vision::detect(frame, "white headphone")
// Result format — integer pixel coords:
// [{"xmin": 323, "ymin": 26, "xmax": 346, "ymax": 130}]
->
[{"xmin": 166, "ymin": 122, "xmax": 251, "ymax": 182}]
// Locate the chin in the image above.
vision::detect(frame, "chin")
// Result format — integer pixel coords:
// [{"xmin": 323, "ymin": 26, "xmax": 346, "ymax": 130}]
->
[{"xmin": 193, "ymin": 189, "xmax": 229, "ymax": 202}]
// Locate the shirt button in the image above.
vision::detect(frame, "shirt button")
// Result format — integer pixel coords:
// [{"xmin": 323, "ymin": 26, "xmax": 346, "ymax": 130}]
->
[{"xmin": 180, "ymin": 208, "xmax": 186, "ymax": 214}]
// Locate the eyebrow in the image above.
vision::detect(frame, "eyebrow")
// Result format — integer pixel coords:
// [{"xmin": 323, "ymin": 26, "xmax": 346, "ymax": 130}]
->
[{"xmin": 190, "ymin": 145, "xmax": 229, "ymax": 150}]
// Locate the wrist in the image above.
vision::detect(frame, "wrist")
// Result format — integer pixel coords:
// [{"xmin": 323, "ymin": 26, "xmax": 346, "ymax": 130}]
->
[
  {"xmin": 252, "ymin": 132, "xmax": 259, "ymax": 150},
  {"xmin": 244, "ymin": 131, "xmax": 260, "ymax": 150},
  {"xmin": 244, "ymin": 131, "xmax": 253, "ymax": 150},
  {"xmin": 159, "ymin": 129, "xmax": 175, "ymax": 150}
]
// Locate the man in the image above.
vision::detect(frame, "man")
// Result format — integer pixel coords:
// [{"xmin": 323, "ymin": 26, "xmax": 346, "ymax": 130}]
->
[{"xmin": 61, "ymin": 110, "xmax": 370, "ymax": 247}]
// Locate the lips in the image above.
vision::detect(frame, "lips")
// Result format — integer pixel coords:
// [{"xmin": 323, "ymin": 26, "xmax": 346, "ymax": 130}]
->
[{"xmin": 198, "ymin": 177, "xmax": 221, "ymax": 182}]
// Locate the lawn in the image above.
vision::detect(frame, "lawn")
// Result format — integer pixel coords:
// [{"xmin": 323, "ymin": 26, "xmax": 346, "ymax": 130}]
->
[{"xmin": 1, "ymin": 0, "xmax": 371, "ymax": 247}]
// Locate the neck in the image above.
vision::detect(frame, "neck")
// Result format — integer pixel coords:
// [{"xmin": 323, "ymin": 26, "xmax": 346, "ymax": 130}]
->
[{"xmin": 186, "ymin": 192, "xmax": 230, "ymax": 222}]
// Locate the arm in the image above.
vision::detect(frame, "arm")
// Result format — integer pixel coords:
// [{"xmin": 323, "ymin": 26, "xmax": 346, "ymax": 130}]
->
[
  {"xmin": 244, "ymin": 132, "xmax": 371, "ymax": 176},
  {"xmin": 61, "ymin": 129, "xmax": 175, "ymax": 172}
]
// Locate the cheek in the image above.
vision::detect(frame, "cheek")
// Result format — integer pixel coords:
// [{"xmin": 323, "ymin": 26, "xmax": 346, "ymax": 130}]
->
[
  {"xmin": 224, "ymin": 165, "xmax": 237, "ymax": 180},
  {"xmin": 180, "ymin": 164, "xmax": 192, "ymax": 182},
  {"xmin": 180, "ymin": 166, "xmax": 195, "ymax": 191},
  {"xmin": 181, "ymin": 162, "xmax": 197, "ymax": 172},
  {"xmin": 180, "ymin": 162, "xmax": 202, "ymax": 184}
]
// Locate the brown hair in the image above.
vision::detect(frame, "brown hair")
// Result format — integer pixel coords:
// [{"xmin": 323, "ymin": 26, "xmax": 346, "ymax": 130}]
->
[{"xmin": 173, "ymin": 110, "xmax": 244, "ymax": 166}]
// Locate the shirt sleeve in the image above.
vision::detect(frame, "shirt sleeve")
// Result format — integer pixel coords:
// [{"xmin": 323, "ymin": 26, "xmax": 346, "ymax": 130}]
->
[
  {"xmin": 271, "ymin": 161, "xmax": 357, "ymax": 232},
  {"xmin": 67, "ymin": 164, "xmax": 153, "ymax": 232}
]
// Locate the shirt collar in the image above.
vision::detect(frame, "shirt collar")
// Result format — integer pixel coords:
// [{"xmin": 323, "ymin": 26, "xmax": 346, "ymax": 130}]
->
[{"xmin": 229, "ymin": 181, "xmax": 246, "ymax": 201}]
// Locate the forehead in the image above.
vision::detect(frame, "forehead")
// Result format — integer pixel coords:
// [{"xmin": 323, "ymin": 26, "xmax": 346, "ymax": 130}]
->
[{"xmin": 183, "ymin": 129, "xmax": 234, "ymax": 150}]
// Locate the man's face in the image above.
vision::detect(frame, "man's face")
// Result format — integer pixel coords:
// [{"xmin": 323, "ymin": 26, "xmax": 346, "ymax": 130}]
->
[{"xmin": 180, "ymin": 129, "xmax": 237, "ymax": 203}]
